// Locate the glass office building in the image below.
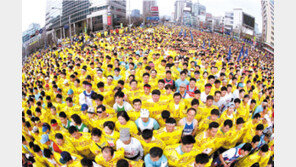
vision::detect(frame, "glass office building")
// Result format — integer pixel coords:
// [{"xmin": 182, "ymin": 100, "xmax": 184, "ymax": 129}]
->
[{"xmin": 45, "ymin": 0, "xmax": 126, "ymax": 40}]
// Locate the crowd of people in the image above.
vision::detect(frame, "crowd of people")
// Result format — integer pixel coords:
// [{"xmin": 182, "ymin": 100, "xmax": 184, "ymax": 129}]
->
[{"xmin": 22, "ymin": 25, "xmax": 274, "ymax": 167}]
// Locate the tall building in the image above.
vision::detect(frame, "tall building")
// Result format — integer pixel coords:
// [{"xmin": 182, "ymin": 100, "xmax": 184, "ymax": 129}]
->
[
  {"xmin": 22, "ymin": 23, "xmax": 41, "ymax": 44},
  {"xmin": 143, "ymin": 0, "xmax": 157, "ymax": 17},
  {"xmin": 131, "ymin": 9, "xmax": 140, "ymax": 18},
  {"xmin": 223, "ymin": 8, "xmax": 255, "ymax": 36},
  {"xmin": 261, "ymin": 0, "xmax": 274, "ymax": 47},
  {"xmin": 192, "ymin": 2, "xmax": 206, "ymax": 16},
  {"xmin": 45, "ymin": 0, "xmax": 126, "ymax": 40},
  {"xmin": 174, "ymin": 0, "xmax": 185, "ymax": 23}
]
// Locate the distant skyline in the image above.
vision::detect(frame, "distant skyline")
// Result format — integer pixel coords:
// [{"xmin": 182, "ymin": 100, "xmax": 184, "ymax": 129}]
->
[{"xmin": 23, "ymin": 0, "xmax": 262, "ymax": 33}]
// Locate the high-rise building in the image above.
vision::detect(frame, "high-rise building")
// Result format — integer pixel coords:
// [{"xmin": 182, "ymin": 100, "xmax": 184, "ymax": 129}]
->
[
  {"xmin": 192, "ymin": 2, "xmax": 206, "ymax": 16},
  {"xmin": 223, "ymin": 8, "xmax": 255, "ymax": 36},
  {"xmin": 45, "ymin": 0, "xmax": 126, "ymax": 40},
  {"xmin": 143, "ymin": 0, "xmax": 157, "ymax": 17},
  {"xmin": 22, "ymin": 23, "xmax": 41, "ymax": 43},
  {"xmin": 131, "ymin": 9, "xmax": 140, "ymax": 18},
  {"xmin": 261, "ymin": 0, "xmax": 274, "ymax": 47}
]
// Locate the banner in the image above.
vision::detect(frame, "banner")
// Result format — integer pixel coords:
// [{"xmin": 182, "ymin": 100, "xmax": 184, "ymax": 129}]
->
[{"xmin": 107, "ymin": 13, "xmax": 112, "ymax": 26}]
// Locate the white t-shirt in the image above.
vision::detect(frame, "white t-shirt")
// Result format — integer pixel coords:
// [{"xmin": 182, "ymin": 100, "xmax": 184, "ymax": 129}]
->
[
  {"xmin": 200, "ymin": 92, "xmax": 209, "ymax": 103},
  {"xmin": 113, "ymin": 101, "xmax": 133, "ymax": 112},
  {"xmin": 116, "ymin": 137, "xmax": 144, "ymax": 160}
]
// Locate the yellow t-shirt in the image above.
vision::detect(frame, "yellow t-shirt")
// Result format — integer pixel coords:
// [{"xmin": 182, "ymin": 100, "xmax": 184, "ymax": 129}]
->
[
  {"xmin": 95, "ymin": 148, "xmax": 125, "ymax": 166},
  {"xmin": 154, "ymin": 126, "xmax": 183, "ymax": 146},
  {"xmin": 115, "ymin": 120, "xmax": 138, "ymax": 136}
]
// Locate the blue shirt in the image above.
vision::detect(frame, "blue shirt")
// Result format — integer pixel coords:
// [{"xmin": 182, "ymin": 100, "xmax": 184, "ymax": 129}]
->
[
  {"xmin": 253, "ymin": 105, "xmax": 263, "ymax": 118},
  {"xmin": 135, "ymin": 118, "xmax": 160, "ymax": 130},
  {"xmin": 114, "ymin": 75, "xmax": 122, "ymax": 81},
  {"xmin": 175, "ymin": 79, "xmax": 189, "ymax": 91},
  {"xmin": 144, "ymin": 154, "xmax": 168, "ymax": 167}
]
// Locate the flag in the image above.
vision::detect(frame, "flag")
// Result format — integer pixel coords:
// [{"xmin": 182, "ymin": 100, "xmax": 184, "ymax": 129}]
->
[
  {"xmin": 242, "ymin": 48, "xmax": 248, "ymax": 62},
  {"xmin": 184, "ymin": 30, "xmax": 186, "ymax": 38},
  {"xmin": 227, "ymin": 46, "xmax": 231, "ymax": 62},
  {"xmin": 202, "ymin": 40, "xmax": 205, "ymax": 49},
  {"xmin": 237, "ymin": 45, "xmax": 244, "ymax": 62},
  {"xmin": 208, "ymin": 40, "xmax": 210, "ymax": 48},
  {"xmin": 190, "ymin": 30, "xmax": 193, "ymax": 42},
  {"xmin": 179, "ymin": 29, "xmax": 183, "ymax": 36}
]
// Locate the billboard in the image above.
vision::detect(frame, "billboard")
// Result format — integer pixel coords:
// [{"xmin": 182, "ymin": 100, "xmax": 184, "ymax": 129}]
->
[
  {"xmin": 183, "ymin": 2, "xmax": 192, "ymax": 12},
  {"xmin": 150, "ymin": 6, "xmax": 158, "ymax": 12},
  {"xmin": 107, "ymin": 12, "xmax": 112, "ymax": 26},
  {"xmin": 242, "ymin": 13, "xmax": 255, "ymax": 29},
  {"xmin": 151, "ymin": 12, "xmax": 159, "ymax": 16}
]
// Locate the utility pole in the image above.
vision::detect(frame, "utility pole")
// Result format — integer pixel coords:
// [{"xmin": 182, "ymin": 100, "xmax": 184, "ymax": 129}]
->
[
  {"xmin": 69, "ymin": 15, "xmax": 72, "ymax": 41},
  {"xmin": 128, "ymin": 0, "xmax": 131, "ymax": 25}
]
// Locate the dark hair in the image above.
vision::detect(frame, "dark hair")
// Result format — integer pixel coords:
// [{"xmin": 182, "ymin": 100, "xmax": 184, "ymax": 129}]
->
[
  {"xmin": 181, "ymin": 135, "xmax": 196, "ymax": 145},
  {"xmin": 261, "ymin": 144, "xmax": 269, "ymax": 152},
  {"xmin": 142, "ymin": 129, "xmax": 153, "ymax": 140},
  {"xmin": 195, "ymin": 153, "xmax": 209, "ymax": 164},
  {"xmin": 191, "ymin": 99, "xmax": 199, "ymax": 106},
  {"xmin": 209, "ymin": 122, "xmax": 219, "ymax": 129},
  {"xmin": 117, "ymin": 111, "xmax": 130, "ymax": 122},
  {"xmin": 194, "ymin": 89, "xmax": 201, "ymax": 94},
  {"xmin": 234, "ymin": 98, "xmax": 241, "ymax": 104},
  {"xmin": 173, "ymin": 92, "xmax": 182, "ymax": 98},
  {"xmin": 150, "ymin": 147, "xmax": 163, "ymax": 158},
  {"xmin": 187, "ymin": 108, "xmax": 196, "ymax": 114},
  {"xmin": 43, "ymin": 148, "xmax": 53, "ymax": 158},
  {"xmin": 97, "ymin": 104, "xmax": 106, "ymax": 112},
  {"xmin": 103, "ymin": 121, "xmax": 115, "ymax": 131},
  {"xmin": 161, "ymin": 110, "xmax": 170, "ymax": 119},
  {"xmin": 115, "ymin": 91, "xmax": 125, "ymax": 98},
  {"xmin": 59, "ymin": 112, "xmax": 67, "ymax": 118},
  {"xmin": 165, "ymin": 117, "xmax": 176, "ymax": 124},
  {"xmin": 102, "ymin": 146, "xmax": 115, "ymax": 156},
  {"xmin": 80, "ymin": 158, "xmax": 93, "ymax": 167},
  {"xmin": 253, "ymin": 113, "xmax": 261, "ymax": 119},
  {"xmin": 252, "ymin": 135, "xmax": 261, "ymax": 143},
  {"xmin": 71, "ymin": 114, "xmax": 82, "ymax": 125},
  {"xmin": 211, "ymin": 109, "xmax": 220, "ymax": 116},
  {"xmin": 206, "ymin": 95, "xmax": 214, "ymax": 101},
  {"xmin": 116, "ymin": 159, "xmax": 129, "ymax": 167},
  {"xmin": 33, "ymin": 144, "xmax": 41, "ymax": 153},
  {"xmin": 133, "ymin": 99, "xmax": 142, "ymax": 104},
  {"xmin": 236, "ymin": 117, "xmax": 245, "ymax": 124},
  {"xmin": 256, "ymin": 124, "xmax": 264, "ymax": 131},
  {"xmin": 151, "ymin": 89, "xmax": 161, "ymax": 95},
  {"xmin": 223, "ymin": 119, "xmax": 233, "ymax": 128},
  {"xmin": 68, "ymin": 126, "xmax": 78, "ymax": 134},
  {"xmin": 158, "ymin": 79, "xmax": 165, "ymax": 84},
  {"xmin": 91, "ymin": 128, "xmax": 102, "ymax": 137},
  {"xmin": 55, "ymin": 133, "xmax": 64, "ymax": 140},
  {"xmin": 241, "ymin": 143, "xmax": 252, "ymax": 152},
  {"xmin": 97, "ymin": 82, "xmax": 105, "ymax": 88}
]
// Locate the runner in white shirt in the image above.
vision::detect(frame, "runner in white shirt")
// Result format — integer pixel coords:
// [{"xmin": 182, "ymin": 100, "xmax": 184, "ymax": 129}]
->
[
  {"xmin": 213, "ymin": 91, "xmax": 226, "ymax": 112},
  {"xmin": 213, "ymin": 143, "xmax": 252, "ymax": 167},
  {"xmin": 200, "ymin": 83, "xmax": 213, "ymax": 103},
  {"xmin": 116, "ymin": 128, "xmax": 144, "ymax": 161},
  {"xmin": 79, "ymin": 82, "xmax": 95, "ymax": 107}
]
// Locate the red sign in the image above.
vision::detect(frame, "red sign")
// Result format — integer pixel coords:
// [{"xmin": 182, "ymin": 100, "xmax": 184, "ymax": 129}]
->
[
  {"xmin": 150, "ymin": 6, "xmax": 158, "ymax": 12},
  {"xmin": 107, "ymin": 15, "xmax": 112, "ymax": 26}
]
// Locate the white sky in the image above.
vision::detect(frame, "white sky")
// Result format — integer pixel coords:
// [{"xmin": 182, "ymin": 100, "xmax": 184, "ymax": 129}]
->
[{"xmin": 22, "ymin": 0, "xmax": 262, "ymax": 32}]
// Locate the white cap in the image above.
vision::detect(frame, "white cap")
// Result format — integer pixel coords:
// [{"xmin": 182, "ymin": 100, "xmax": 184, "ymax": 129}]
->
[
  {"xmin": 87, "ymin": 107, "xmax": 95, "ymax": 113},
  {"xmin": 140, "ymin": 109, "xmax": 149, "ymax": 118},
  {"xmin": 63, "ymin": 79, "xmax": 69, "ymax": 84}
]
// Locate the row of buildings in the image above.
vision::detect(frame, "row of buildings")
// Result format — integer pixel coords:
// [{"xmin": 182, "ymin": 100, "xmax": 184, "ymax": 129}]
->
[
  {"xmin": 22, "ymin": 0, "xmax": 274, "ymax": 54},
  {"xmin": 173, "ymin": 0, "xmax": 274, "ymax": 53}
]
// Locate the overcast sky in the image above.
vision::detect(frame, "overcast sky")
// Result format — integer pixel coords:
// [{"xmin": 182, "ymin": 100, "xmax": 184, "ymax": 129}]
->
[{"xmin": 23, "ymin": 0, "xmax": 262, "ymax": 32}]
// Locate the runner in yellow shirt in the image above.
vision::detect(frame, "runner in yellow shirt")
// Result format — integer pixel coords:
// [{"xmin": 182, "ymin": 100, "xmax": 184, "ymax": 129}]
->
[
  {"xmin": 134, "ymin": 129, "xmax": 166, "ymax": 156},
  {"xmin": 115, "ymin": 111, "xmax": 139, "ymax": 136},
  {"xmin": 95, "ymin": 146, "xmax": 125, "ymax": 166},
  {"xmin": 164, "ymin": 135, "xmax": 200, "ymax": 166},
  {"xmin": 154, "ymin": 118, "xmax": 183, "ymax": 146},
  {"xmin": 235, "ymin": 144, "xmax": 270, "ymax": 167},
  {"xmin": 103, "ymin": 121, "xmax": 120, "ymax": 148},
  {"xmin": 88, "ymin": 128, "xmax": 109, "ymax": 155},
  {"xmin": 167, "ymin": 93, "xmax": 186, "ymax": 120},
  {"xmin": 67, "ymin": 126, "xmax": 94, "ymax": 159}
]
